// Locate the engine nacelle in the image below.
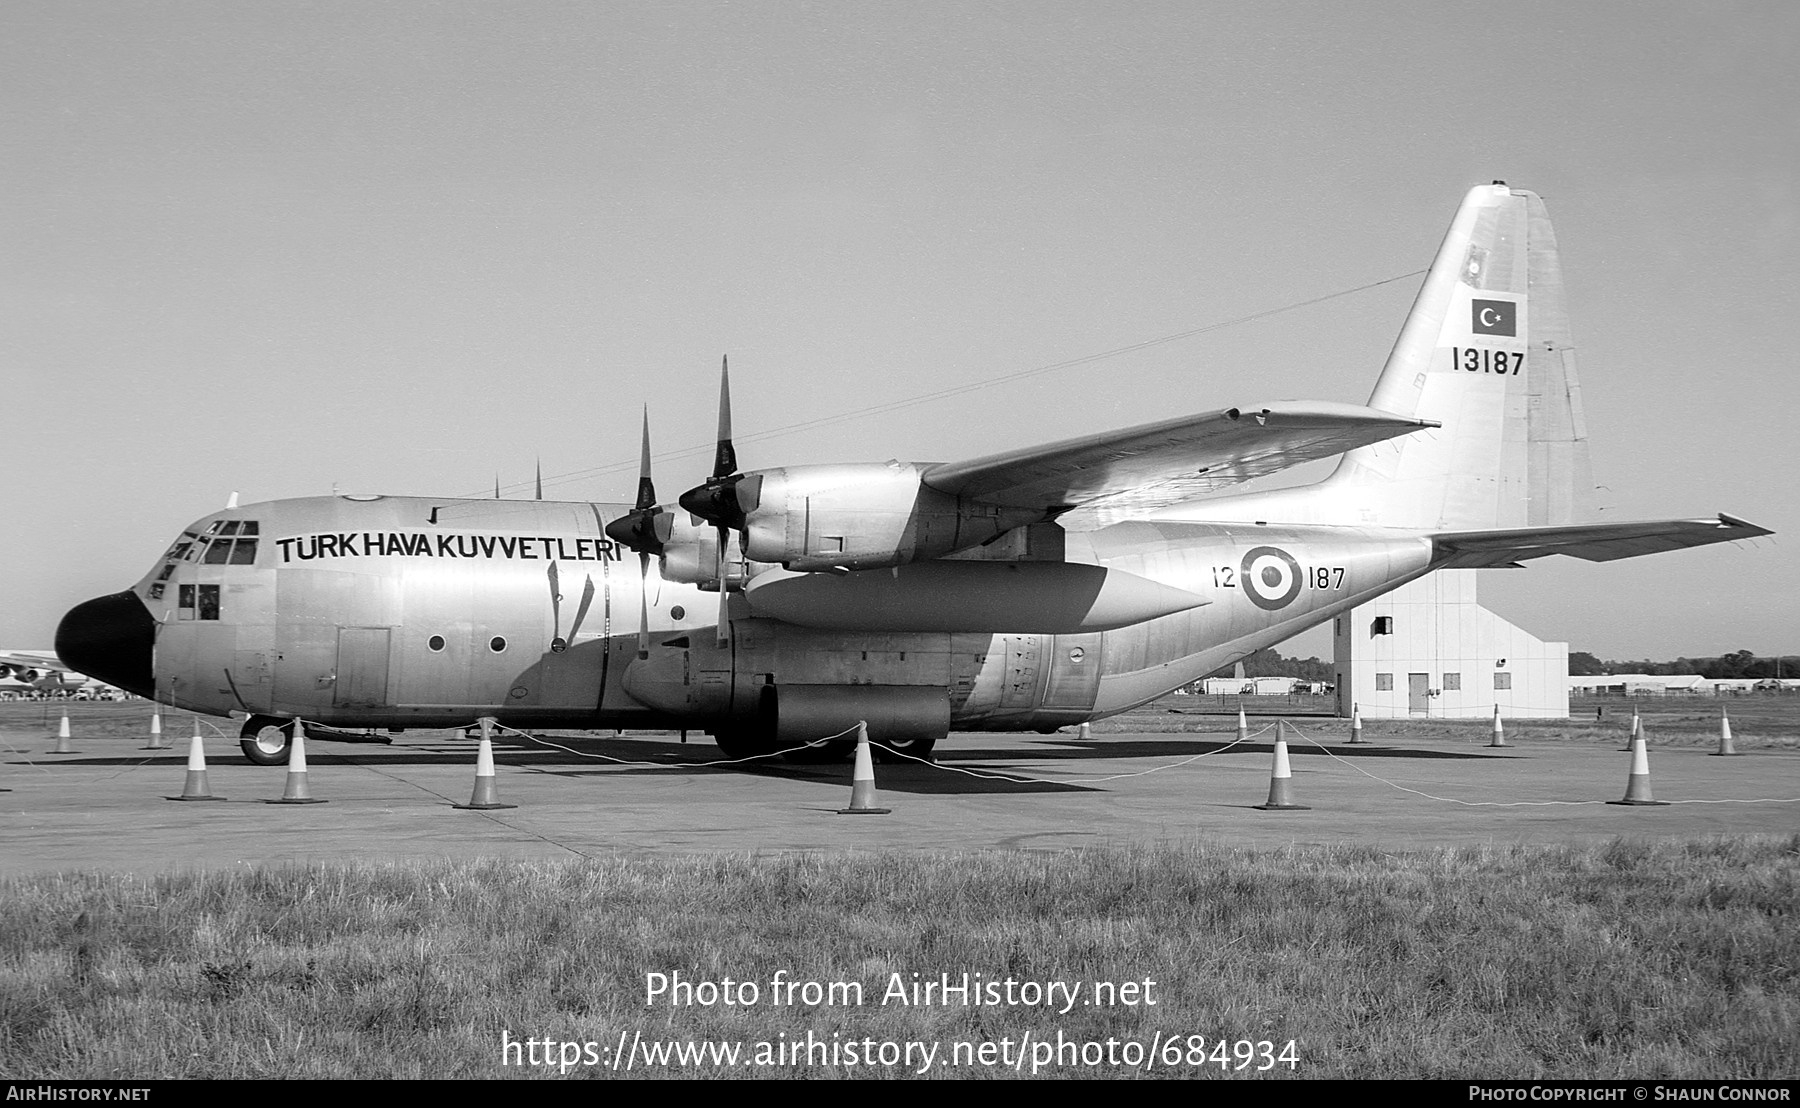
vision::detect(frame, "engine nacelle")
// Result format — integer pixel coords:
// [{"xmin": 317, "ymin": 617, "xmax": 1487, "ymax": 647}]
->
[
  {"xmin": 655, "ymin": 516, "xmax": 755, "ymax": 590},
  {"xmin": 740, "ymin": 463, "xmax": 1039, "ymax": 572}
]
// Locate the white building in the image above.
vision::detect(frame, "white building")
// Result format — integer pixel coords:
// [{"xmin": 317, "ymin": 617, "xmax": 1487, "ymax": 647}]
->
[{"xmin": 1333, "ymin": 570, "xmax": 1568, "ymax": 719}]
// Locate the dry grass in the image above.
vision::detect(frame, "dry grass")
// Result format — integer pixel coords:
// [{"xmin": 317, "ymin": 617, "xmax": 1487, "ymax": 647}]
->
[{"xmin": 2, "ymin": 837, "xmax": 1796, "ymax": 1079}]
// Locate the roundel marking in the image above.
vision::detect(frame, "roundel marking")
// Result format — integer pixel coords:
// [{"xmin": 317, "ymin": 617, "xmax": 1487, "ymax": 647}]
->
[{"xmin": 1240, "ymin": 546, "xmax": 1303, "ymax": 611}]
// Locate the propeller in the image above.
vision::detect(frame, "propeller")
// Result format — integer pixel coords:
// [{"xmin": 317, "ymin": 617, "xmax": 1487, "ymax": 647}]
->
[
  {"xmin": 603, "ymin": 407, "xmax": 673, "ymax": 658},
  {"xmin": 676, "ymin": 356, "xmax": 761, "ymax": 647}
]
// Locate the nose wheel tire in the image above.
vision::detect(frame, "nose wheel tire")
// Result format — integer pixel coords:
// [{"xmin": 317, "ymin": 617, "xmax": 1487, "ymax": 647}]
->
[{"xmin": 238, "ymin": 716, "xmax": 294, "ymax": 766}]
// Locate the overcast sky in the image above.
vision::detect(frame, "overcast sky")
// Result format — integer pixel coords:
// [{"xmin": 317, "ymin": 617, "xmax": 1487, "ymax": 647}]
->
[{"xmin": 5, "ymin": 1, "xmax": 1795, "ymax": 661}]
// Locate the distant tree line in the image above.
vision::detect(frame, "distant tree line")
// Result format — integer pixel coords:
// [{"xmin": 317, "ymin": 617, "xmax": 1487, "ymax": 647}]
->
[
  {"xmin": 1229, "ymin": 647, "xmax": 1334, "ymax": 683},
  {"xmin": 1567, "ymin": 649, "xmax": 1797, "ymax": 679},
  {"xmin": 1229, "ymin": 648, "xmax": 1797, "ymax": 681}
]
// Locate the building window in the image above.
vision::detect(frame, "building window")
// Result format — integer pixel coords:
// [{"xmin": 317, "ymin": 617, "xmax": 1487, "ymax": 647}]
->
[
  {"xmin": 1376, "ymin": 673, "xmax": 1394, "ymax": 691},
  {"xmin": 1494, "ymin": 672, "xmax": 1512, "ymax": 690},
  {"xmin": 1443, "ymin": 673, "xmax": 1461, "ymax": 691}
]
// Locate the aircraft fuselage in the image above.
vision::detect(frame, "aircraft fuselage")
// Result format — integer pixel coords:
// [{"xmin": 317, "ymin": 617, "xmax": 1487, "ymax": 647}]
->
[{"xmin": 71, "ymin": 494, "xmax": 1430, "ymax": 749}]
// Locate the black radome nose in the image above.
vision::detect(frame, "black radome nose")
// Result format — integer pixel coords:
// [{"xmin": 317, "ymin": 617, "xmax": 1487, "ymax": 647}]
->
[{"xmin": 55, "ymin": 591, "xmax": 156, "ymax": 698}]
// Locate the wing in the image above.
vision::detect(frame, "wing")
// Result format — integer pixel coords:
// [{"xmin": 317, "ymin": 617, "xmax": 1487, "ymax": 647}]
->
[
  {"xmin": 0, "ymin": 651, "xmax": 72, "ymax": 672},
  {"xmin": 1430, "ymin": 515, "xmax": 1773, "ymax": 569},
  {"xmin": 922, "ymin": 401, "xmax": 1435, "ymax": 524}
]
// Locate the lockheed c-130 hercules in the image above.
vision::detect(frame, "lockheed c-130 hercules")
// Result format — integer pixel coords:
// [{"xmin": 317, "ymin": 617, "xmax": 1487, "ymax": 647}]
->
[{"xmin": 57, "ymin": 183, "xmax": 1770, "ymax": 766}]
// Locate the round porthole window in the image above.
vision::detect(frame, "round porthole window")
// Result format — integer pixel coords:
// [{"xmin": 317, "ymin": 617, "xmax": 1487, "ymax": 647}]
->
[
  {"xmin": 427, "ymin": 635, "xmax": 445, "ymax": 652},
  {"xmin": 1068, "ymin": 647, "xmax": 1086, "ymax": 663},
  {"xmin": 670, "ymin": 605, "xmax": 686, "ymax": 621},
  {"xmin": 550, "ymin": 636, "xmax": 567, "ymax": 654},
  {"xmin": 490, "ymin": 636, "xmax": 507, "ymax": 653}
]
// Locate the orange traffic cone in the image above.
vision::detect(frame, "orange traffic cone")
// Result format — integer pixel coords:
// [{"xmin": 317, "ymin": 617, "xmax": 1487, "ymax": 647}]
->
[
  {"xmin": 50, "ymin": 712, "xmax": 75, "ymax": 754},
  {"xmin": 1488, "ymin": 705, "xmax": 1507, "ymax": 748},
  {"xmin": 267, "ymin": 720, "xmax": 326, "ymax": 804},
  {"xmin": 455, "ymin": 719, "xmax": 516, "ymax": 810},
  {"xmin": 1621, "ymin": 706, "xmax": 1640, "ymax": 751},
  {"xmin": 837, "ymin": 722, "xmax": 891, "ymax": 815},
  {"xmin": 1710, "ymin": 708, "xmax": 1738, "ymax": 757},
  {"xmin": 1608, "ymin": 737, "xmax": 1668, "ymax": 806},
  {"xmin": 142, "ymin": 709, "xmax": 166, "ymax": 751},
  {"xmin": 169, "ymin": 730, "xmax": 224, "ymax": 801},
  {"xmin": 1237, "ymin": 707, "xmax": 1249, "ymax": 745},
  {"xmin": 1346, "ymin": 703, "xmax": 1367, "ymax": 745},
  {"xmin": 1254, "ymin": 722, "xmax": 1310, "ymax": 811}
]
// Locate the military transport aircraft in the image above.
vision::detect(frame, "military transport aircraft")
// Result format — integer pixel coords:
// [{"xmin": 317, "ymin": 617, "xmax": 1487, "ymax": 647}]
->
[
  {"xmin": 56, "ymin": 183, "xmax": 1770, "ymax": 765},
  {"xmin": 0, "ymin": 651, "xmax": 92, "ymax": 697}
]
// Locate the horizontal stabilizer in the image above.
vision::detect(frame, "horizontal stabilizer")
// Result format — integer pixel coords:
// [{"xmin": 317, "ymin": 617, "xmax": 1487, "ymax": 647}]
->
[
  {"xmin": 1431, "ymin": 515, "xmax": 1772, "ymax": 569},
  {"xmin": 924, "ymin": 401, "xmax": 1435, "ymax": 519}
]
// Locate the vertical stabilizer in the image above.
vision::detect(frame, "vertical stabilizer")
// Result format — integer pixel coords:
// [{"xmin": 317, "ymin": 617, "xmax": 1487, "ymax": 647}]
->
[
  {"xmin": 1330, "ymin": 183, "xmax": 1595, "ymax": 529},
  {"xmin": 1168, "ymin": 184, "xmax": 1596, "ymax": 531}
]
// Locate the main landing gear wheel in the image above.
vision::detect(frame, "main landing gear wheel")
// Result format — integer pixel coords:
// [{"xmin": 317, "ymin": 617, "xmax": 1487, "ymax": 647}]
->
[
  {"xmin": 710, "ymin": 729, "xmax": 777, "ymax": 762},
  {"xmin": 781, "ymin": 736, "xmax": 857, "ymax": 765},
  {"xmin": 239, "ymin": 716, "xmax": 294, "ymax": 766},
  {"xmin": 875, "ymin": 734, "xmax": 938, "ymax": 764}
]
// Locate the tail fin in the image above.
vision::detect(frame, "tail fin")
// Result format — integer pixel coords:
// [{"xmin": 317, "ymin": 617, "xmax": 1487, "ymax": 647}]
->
[
  {"xmin": 1174, "ymin": 184, "xmax": 1596, "ymax": 530},
  {"xmin": 1327, "ymin": 183, "xmax": 1595, "ymax": 529}
]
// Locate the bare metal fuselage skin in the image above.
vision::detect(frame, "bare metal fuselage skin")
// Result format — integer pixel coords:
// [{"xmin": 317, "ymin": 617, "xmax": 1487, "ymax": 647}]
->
[{"xmin": 133, "ymin": 494, "xmax": 1430, "ymax": 734}]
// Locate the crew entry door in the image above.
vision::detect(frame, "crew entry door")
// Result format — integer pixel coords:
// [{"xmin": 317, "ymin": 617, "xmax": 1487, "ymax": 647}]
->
[{"xmin": 334, "ymin": 627, "xmax": 392, "ymax": 708}]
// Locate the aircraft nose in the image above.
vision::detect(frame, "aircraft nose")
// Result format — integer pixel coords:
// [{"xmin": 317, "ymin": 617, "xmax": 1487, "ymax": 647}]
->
[{"xmin": 55, "ymin": 591, "xmax": 156, "ymax": 698}]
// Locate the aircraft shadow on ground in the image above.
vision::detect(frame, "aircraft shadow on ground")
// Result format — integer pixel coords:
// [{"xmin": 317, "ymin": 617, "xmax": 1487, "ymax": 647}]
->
[{"xmin": 3, "ymin": 732, "xmax": 1511, "ymax": 799}]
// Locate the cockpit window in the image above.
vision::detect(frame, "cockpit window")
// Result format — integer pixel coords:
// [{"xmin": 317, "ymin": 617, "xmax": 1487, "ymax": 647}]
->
[{"xmin": 191, "ymin": 522, "xmax": 260, "ymax": 566}]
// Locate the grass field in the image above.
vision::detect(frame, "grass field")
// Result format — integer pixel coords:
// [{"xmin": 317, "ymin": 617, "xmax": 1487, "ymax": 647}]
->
[
  {"xmin": 1, "ymin": 839, "xmax": 1796, "ymax": 1080},
  {"xmin": 4, "ymin": 696, "xmax": 1797, "ymax": 1080}
]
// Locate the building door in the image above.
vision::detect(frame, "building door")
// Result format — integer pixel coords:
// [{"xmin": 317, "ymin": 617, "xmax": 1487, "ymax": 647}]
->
[{"xmin": 1408, "ymin": 672, "xmax": 1430, "ymax": 716}]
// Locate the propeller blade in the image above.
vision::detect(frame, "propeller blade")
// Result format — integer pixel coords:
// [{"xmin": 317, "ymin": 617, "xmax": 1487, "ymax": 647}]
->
[
  {"xmin": 712, "ymin": 354, "xmax": 736, "ymax": 479},
  {"xmin": 633, "ymin": 406, "xmax": 657, "ymax": 511},
  {"xmin": 715, "ymin": 526, "xmax": 731, "ymax": 648},
  {"xmin": 568, "ymin": 575, "xmax": 596, "ymax": 642},
  {"xmin": 547, "ymin": 561, "xmax": 562, "ymax": 644},
  {"xmin": 637, "ymin": 553, "xmax": 652, "ymax": 658},
  {"xmin": 678, "ymin": 356, "xmax": 750, "ymax": 529},
  {"xmin": 604, "ymin": 409, "xmax": 672, "ymax": 555}
]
